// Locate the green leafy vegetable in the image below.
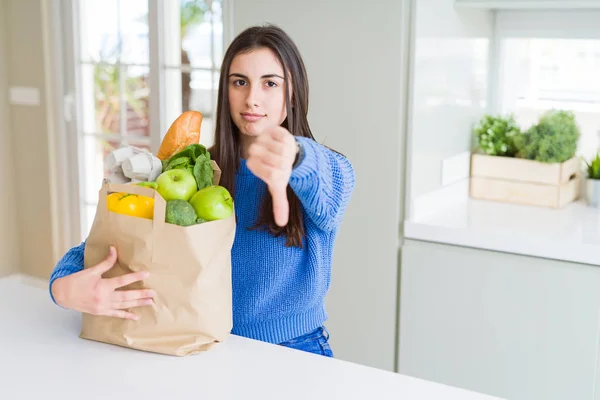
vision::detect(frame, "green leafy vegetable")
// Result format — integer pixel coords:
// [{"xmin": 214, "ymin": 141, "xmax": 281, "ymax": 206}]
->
[
  {"xmin": 193, "ymin": 153, "xmax": 214, "ymax": 190},
  {"xmin": 163, "ymin": 156, "xmax": 191, "ymax": 171},
  {"xmin": 162, "ymin": 144, "xmax": 214, "ymax": 190}
]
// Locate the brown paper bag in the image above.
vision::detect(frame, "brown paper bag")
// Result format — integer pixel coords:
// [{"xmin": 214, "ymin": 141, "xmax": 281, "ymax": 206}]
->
[{"xmin": 81, "ymin": 161, "xmax": 236, "ymax": 356}]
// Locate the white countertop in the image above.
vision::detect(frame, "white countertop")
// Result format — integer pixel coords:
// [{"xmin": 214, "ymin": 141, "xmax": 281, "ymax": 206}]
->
[
  {"xmin": 404, "ymin": 197, "xmax": 600, "ymax": 266},
  {"xmin": 0, "ymin": 274, "xmax": 502, "ymax": 400}
]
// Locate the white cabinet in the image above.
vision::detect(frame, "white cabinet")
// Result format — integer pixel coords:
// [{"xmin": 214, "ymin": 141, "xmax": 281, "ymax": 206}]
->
[{"xmin": 398, "ymin": 239, "xmax": 600, "ymax": 400}]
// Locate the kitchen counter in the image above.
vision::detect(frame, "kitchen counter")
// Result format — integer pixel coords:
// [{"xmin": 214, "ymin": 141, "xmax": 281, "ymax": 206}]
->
[
  {"xmin": 0, "ymin": 274, "xmax": 502, "ymax": 400},
  {"xmin": 404, "ymin": 197, "xmax": 600, "ymax": 266}
]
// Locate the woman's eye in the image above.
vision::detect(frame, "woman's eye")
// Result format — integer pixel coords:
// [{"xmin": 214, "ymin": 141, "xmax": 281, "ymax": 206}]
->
[
  {"xmin": 233, "ymin": 79, "xmax": 246, "ymax": 86},
  {"xmin": 266, "ymin": 80, "xmax": 278, "ymax": 88}
]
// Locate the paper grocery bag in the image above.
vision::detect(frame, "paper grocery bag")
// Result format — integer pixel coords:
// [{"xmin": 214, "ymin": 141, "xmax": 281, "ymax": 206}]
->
[{"xmin": 81, "ymin": 161, "xmax": 236, "ymax": 356}]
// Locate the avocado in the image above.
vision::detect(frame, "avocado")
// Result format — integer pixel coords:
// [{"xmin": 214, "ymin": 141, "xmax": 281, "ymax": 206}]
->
[{"xmin": 165, "ymin": 200, "xmax": 197, "ymax": 227}]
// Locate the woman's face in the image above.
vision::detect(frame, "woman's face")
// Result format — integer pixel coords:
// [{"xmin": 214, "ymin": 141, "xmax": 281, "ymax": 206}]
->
[{"xmin": 227, "ymin": 47, "xmax": 290, "ymax": 137}]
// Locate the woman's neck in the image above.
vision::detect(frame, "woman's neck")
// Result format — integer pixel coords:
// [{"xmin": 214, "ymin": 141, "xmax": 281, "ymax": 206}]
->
[{"xmin": 239, "ymin": 135, "xmax": 258, "ymax": 159}]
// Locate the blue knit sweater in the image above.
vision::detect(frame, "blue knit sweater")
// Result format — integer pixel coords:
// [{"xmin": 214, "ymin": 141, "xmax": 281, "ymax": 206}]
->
[{"xmin": 49, "ymin": 136, "xmax": 355, "ymax": 344}]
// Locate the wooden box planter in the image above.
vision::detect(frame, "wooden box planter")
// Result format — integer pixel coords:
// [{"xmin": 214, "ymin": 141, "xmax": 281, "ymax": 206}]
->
[{"xmin": 469, "ymin": 153, "xmax": 581, "ymax": 208}]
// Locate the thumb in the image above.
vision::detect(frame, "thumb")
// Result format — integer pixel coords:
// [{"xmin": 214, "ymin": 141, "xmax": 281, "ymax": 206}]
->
[
  {"xmin": 269, "ymin": 183, "xmax": 289, "ymax": 227},
  {"xmin": 91, "ymin": 246, "xmax": 118, "ymax": 275}
]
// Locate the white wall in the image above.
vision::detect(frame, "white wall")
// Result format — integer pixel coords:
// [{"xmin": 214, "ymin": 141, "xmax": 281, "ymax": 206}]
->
[
  {"xmin": 0, "ymin": 0, "xmax": 20, "ymax": 277},
  {"xmin": 406, "ymin": 0, "xmax": 493, "ymax": 219},
  {"xmin": 231, "ymin": 0, "xmax": 411, "ymax": 371},
  {"xmin": 4, "ymin": 0, "xmax": 55, "ymax": 279}
]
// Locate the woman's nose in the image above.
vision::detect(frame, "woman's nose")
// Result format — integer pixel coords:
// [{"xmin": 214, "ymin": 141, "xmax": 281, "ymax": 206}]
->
[{"xmin": 245, "ymin": 85, "xmax": 262, "ymax": 108}]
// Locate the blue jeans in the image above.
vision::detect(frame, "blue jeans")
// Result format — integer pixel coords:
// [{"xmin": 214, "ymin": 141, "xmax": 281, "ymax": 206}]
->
[{"xmin": 278, "ymin": 326, "xmax": 334, "ymax": 358}]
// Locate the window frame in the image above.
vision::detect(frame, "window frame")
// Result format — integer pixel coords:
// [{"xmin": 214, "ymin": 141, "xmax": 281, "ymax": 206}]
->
[
  {"xmin": 54, "ymin": 0, "xmax": 232, "ymax": 245},
  {"xmin": 489, "ymin": 9, "xmax": 600, "ymax": 114}
]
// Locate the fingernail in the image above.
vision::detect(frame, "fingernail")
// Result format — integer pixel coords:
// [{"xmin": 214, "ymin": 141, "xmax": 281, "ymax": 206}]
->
[{"xmin": 142, "ymin": 271, "xmax": 150, "ymax": 279}]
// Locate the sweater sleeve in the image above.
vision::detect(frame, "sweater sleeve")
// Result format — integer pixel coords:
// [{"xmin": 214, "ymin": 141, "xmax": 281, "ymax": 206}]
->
[
  {"xmin": 289, "ymin": 136, "xmax": 355, "ymax": 232},
  {"xmin": 49, "ymin": 241, "xmax": 86, "ymax": 306}
]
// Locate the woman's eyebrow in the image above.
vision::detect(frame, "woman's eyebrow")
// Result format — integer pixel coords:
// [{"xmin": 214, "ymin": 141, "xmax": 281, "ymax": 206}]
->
[
  {"xmin": 261, "ymin": 74, "xmax": 284, "ymax": 79},
  {"xmin": 228, "ymin": 73, "xmax": 284, "ymax": 80}
]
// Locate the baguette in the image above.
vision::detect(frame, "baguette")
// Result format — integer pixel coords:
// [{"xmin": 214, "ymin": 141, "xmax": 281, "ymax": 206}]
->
[{"xmin": 157, "ymin": 111, "xmax": 203, "ymax": 160}]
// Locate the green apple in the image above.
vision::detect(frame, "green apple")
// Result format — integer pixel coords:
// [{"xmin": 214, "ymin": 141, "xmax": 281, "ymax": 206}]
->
[
  {"xmin": 156, "ymin": 169, "xmax": 198, "ymax": 201},
  {"xmin": 189, "ymin": 185, "xmax": 234, "ymax": 221}
]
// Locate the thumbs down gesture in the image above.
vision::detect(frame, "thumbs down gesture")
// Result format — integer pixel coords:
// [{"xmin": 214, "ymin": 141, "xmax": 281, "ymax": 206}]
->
[{"xmin": 246, "ymin": 126, "xmax": 299, "ymax": 227}]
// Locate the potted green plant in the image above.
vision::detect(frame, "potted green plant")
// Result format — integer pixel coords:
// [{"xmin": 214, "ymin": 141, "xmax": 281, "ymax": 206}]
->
[
  {"xmin": 472, "ymin": 114, "xmax": 521, "ymax": 157},
  {"xmin": 584, "ymin": 152, "xmax": 600, "ymax": 207},
  {"xmin": 470, "ymin": 110, "xmax": 582, "ymax": 208},
  {"xmin": 513, "ymin": 109, "xmax": 580, "ymax": 164}
]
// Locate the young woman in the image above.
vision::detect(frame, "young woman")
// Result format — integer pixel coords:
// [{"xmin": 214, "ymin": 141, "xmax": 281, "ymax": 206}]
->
[{"xmin": 49, "ymin": 24, "xmax": 355, "ymax": 358}]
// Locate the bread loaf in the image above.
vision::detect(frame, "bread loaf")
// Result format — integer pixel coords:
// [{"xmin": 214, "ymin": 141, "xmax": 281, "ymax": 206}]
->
[{"xmin": 157, "ymin": 111, "xmax": 203, "ymax": 160}]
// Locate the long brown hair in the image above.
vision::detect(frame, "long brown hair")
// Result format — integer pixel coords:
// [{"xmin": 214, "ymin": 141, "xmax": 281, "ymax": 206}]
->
[{"xmin": 210, "ymin": 25, "xmax": 314, "ymax": 248}]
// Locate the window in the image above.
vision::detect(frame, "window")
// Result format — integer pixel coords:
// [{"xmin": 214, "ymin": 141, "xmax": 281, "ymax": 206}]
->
[
  {"xmin": 63, "ymin": 0, "xmax": 225, "ymax": 241},
  {"xmin": 494, "ymin": 11, "xmax": 600, "ymax": 161}
]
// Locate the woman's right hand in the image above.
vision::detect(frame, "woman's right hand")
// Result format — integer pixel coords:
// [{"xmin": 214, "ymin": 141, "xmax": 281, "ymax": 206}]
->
[{"xmin": 51, "ymin": 246, "xmax": 155, "ymax": 320}]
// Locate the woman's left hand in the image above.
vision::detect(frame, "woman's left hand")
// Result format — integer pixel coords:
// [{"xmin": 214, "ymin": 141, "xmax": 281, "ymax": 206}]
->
[{"xmin": 246, "ymin": 126, "xmax": 298, "ymax": 227}]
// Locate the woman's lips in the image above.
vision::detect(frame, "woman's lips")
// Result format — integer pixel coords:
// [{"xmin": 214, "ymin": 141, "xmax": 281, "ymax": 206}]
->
[{"xmin": 241, "ymin": 113, "xmax": 265, "ymax": 122}]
